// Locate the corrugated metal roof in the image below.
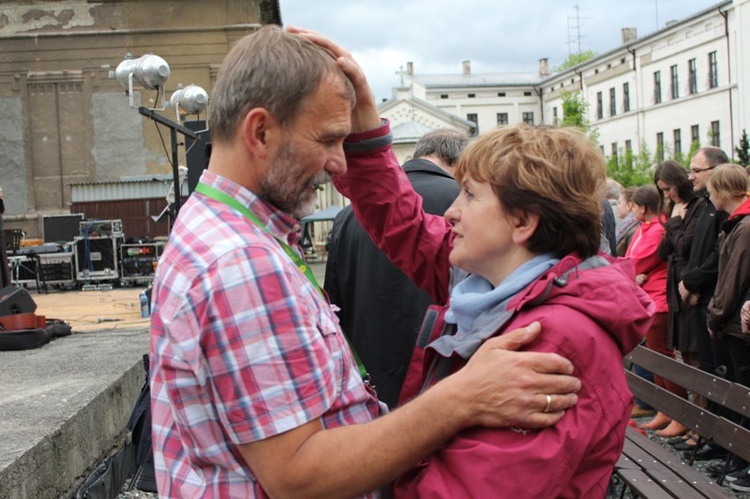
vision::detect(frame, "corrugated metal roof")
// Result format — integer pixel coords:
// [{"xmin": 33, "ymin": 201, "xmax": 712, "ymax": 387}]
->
[{"xmin": 71, "ymin": 174, "xmax": 189, "ymax": 203}]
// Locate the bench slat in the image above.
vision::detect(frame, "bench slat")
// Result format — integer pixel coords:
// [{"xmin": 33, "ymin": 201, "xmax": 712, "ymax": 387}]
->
[
  {"xmin": 616, "ymin": 469, "xmax": 677, "ymax": 499},
  {"xmin": 626, "ymin": 346, "xmax": 750, "ymax": 419},
  {"xmin": 626, "ymin": 371, "xmax": 750, "ymax": 463},
  {"xmin": 623, "ymin": 428, "xmax": 733, "ymax": 498}
]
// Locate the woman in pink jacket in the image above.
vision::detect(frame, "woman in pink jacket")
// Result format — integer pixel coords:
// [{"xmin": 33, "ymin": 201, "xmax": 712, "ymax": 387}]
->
[
  {"xmin": 338, "ymin": 124, "xmax": 653, "ymax": 498},
  {"xmin": 625, "ymin": 185, "xmax": 688, "ymax": 432}
]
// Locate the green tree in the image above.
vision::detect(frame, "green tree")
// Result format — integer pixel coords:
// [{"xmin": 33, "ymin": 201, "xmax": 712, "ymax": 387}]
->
[
  {"xmin": 554, "ymin": 50, "xmax": 597, "ymax": 72},
  {"xmin": 606, "ymin": 142, "xmax": 655, "ymax": 187},
  {"xmin": 683, "ymin": 140, "xmax": 701, "ymax": 168},
  {"xmin": 559, "ymin": 90, "xmax": 599, "ymax": 142},
  {"xmin": 736, "ymin": 129, "xmax": 750, "ymax": 166}
]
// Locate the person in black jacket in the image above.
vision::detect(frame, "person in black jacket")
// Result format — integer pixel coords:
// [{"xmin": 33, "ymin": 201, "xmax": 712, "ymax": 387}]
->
[
  {"xmin": 324, "ymin": 128, "xmax": 467, "ymax": 408},
  {"xmin": 679, "ymin": 147, "xmax": 730, "ymax": 375},
  {"xmin": 676, "ymin": 146, "xmax": 735, "ymax": 465}
]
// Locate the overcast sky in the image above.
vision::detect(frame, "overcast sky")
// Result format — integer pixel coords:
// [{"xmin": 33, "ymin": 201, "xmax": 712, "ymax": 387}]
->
[{"xmin": 280, "ymin": 0, "xmax": 725, "ymax": 102}]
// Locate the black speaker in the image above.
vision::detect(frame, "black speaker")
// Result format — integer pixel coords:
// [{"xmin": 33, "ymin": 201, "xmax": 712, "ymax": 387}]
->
[
  {"xmin": 184, "ymin": 120, "xmax": 210, "ymax": 194},
  {"xmin": 0, "ymin": 285, "xmax": 37, "ymax": 316}
]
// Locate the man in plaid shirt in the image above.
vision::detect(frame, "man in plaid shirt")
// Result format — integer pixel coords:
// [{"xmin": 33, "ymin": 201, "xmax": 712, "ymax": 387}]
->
[{"xmin": 150, "ymin": 26, "xmax": 581, "ymax": 498}]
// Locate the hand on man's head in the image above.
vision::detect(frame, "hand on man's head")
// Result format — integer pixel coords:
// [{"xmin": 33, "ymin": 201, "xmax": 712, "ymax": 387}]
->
[{"xmin": 287, "ymin": 26, "xmax": 381, "ymax": 133}]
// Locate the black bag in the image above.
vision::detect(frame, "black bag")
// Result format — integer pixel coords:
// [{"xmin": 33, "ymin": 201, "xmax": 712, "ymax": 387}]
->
[
  {"xmin": 0, "ymin": 319, "xmax": 71, "ymax": 351},
  {"xmin": 126, "ymin": 354, "xmax": 157, "ymax": 493}
]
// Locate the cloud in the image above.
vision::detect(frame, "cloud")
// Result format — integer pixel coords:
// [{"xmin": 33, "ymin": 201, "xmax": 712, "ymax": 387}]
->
[{"xmin": 281, "ymin": 0, "xmax": 722, "ymax": 101}]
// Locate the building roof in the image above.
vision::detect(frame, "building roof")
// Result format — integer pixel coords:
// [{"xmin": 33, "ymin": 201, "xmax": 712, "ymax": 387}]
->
[
  {"xmin": 542, "ymin": 0, "xmax": 731, "ymax": 84},
  {"xmin": 390, "ymin": 121, "xmax": 436, "ymax": 144},
  {"xmin": 410, "ymin": 72, "xmax": 542, "ymax": 88}
]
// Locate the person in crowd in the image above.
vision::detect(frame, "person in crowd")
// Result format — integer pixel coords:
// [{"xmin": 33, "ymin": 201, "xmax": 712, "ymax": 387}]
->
[
  {"xmin": 0, "ymin": 185, "xmax": 9, "ymax": 289},
  {"xmin": 601, "ymin": 178, "xmax": 621, "ymax": 256},
  {"xmin": 327, "ymin": 85, "xmax": 653, "ymax": 496},
  {"xmin": 706, "ymin": 164, "xmax": 750, "ymax": 491},
  {"xmin": 616, "ymin": 186, "xmax": 638, "ymax": 257},
  {"xmin": 324, "ymin": 129, "xmax": 466, "ymax": 409},
  {"xmin": 677, "ymin": 147, "xmax": 734, "ymax": 463},
  {"xmin": 626, "ymin": 185, "xmax": 688, "ymax": 434},
  {"xmin": 601, "ymin": 198, "xmax": 618, "ymax": 256},
  {"xmin": 149, "ymin": 25, "xmax": 581, "ymax": 498},
  {"xmin": 652, "ymin": 160, "xmax": 702, "ymax": 437}
]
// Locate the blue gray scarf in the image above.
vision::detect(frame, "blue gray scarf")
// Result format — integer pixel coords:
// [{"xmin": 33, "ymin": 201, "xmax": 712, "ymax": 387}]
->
[{"xmin": 428, "ymin": 254, "xmax": 559, "ymax": 359}]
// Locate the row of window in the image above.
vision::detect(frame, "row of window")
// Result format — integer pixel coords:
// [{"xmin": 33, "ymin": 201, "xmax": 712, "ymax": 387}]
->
[
  {"xmin": 595, "ymin": 51, "xmax": 719, "ymax": 119},
  {"xmin": 442, "ymin": 91, "xmax": 534, "ymax": 100},
  {"xmin": 464, "ymin": 112, "xmax": 534, "ymax": 136},
  {"xmin": 654, "ymin": 51, "xmax": 718, "ymax": 104},
  {"xmin": 606, "ymin": 121, "xmax": 721, "ymax": 161}
]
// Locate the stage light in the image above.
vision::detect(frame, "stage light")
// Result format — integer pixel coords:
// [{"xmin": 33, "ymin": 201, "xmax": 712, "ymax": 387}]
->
[
  {"xmin": 110, "ymin": 53, "xmax": 170, "ymax": 108},
  {"xmin": 169, "ymin": 84, "xmax": 209, "ymax": 117}
]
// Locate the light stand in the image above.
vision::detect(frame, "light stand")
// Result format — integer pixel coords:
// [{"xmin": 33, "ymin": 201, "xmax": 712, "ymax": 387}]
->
[{"xmin": 137, "ymin": 107, "xmax": 198, "ymax": 217}]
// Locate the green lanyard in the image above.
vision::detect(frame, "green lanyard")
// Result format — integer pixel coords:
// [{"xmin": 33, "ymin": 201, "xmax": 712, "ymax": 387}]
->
[{"xmin": 194, "ymin": 182, "xmax": 369, "ymax": 379}]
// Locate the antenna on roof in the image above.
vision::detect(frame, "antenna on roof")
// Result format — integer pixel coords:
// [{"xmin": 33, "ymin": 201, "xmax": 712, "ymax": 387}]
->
[{"xmin": 566, "ymin": 3, "xmax": 589, "ymax": 56}]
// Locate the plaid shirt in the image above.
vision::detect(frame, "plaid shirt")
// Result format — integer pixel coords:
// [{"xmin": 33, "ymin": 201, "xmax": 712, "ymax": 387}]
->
[{"xmin": 150, "ymin": 170, "xmax": 381, "ymax": 497}]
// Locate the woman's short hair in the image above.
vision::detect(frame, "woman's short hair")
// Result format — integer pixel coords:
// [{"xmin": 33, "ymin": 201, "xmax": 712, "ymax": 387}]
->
[
  {"xmin": 653, "ymin": 160, "xmax": 694, "ymax": 204},
  {"xmin": 454, "ymin": 124, "xmax": 606, "ymax": 258},
  {"xmin": 707, "ymin": 164, "xmax": 750, "ymax": 201},
  {"xmin": 209, "ymin": 25, "xmax": 354, "ymax": 144},
  {"xmin": 631, "ymin": 185, "xmax": 662, "ymax": 214}
]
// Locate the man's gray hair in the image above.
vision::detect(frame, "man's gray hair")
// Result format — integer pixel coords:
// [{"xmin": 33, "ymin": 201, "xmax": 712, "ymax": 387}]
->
[
  {"xmin": 209, "ymin": 25, "xmax": 354, "ymax": 144},
  {"xmin": 413, "ymin": 129, "xmax": 469, "ymax": 167}
]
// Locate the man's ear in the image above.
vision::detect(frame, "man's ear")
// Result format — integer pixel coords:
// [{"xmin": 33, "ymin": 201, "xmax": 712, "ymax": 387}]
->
[
  {"xmin": 511, "ymin": 211, "xmax": 540, "ymax": 245},
  {"xmin": 241, "ymin": 108, "xmax": 280, "ymax": 159}
]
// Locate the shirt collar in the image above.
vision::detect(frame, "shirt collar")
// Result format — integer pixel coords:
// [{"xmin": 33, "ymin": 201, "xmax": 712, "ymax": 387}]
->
[{"xmin": 198, "ymin": 170, "xmax": 302, "ymax": 246}]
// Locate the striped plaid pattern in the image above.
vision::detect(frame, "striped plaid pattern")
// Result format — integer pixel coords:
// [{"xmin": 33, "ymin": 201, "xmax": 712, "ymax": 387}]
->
[{"xmin": 150, "ymin": 170, "xmax": 381, "ymax": 497}]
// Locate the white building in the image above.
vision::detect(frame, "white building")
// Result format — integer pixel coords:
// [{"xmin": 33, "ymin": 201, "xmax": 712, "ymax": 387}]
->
[{"xmin": 379, "ymin": 0, "xmax": 749, "ymax": 163}]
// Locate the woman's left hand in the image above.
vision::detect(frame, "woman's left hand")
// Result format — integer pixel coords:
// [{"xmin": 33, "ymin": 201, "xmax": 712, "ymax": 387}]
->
[
  {"xmin": 635, "ymin": 273, "xmax": 647, "ymax": 286},
  {"xmin": 671, "ymin": 202, "xmax": 686, "ymax": 219}
]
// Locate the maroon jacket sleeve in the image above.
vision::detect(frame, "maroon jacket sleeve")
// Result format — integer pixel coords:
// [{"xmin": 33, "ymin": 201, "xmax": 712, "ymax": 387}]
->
[{"xmin": 335, "ymin": 122, "xmax": 454, "ymax": 304}]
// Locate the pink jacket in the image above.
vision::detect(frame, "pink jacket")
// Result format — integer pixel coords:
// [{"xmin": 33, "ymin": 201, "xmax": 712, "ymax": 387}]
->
[
  {"xmin": 625, "ymin": 219, "xmax": 668, "ymax": 312},
  {"xmin": 338, "ymin": 123, "xmax": 654, "ymax": 498}
]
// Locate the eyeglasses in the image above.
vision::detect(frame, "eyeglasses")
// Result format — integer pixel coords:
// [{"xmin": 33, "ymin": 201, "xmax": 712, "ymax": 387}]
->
[{"xmin": 689, "ymin": 165, "xmax": 716, "ymax": 174}]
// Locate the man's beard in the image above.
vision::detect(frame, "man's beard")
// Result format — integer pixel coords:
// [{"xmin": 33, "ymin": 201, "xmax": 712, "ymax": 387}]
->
[{"xmin": 259, "ymin": 141, "xmax": 332, "ymax": 219}]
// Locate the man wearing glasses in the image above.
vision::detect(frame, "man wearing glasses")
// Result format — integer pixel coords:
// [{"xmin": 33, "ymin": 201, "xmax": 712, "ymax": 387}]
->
[{"xmin": 678, "ymin": 146, "xmax": 739, "ymax": 468}]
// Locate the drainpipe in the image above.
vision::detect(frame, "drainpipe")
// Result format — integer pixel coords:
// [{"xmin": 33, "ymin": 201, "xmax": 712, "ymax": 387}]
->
[
  {"xmin": 720, "ymin": 6, "xmax": 734, "ymax": 158},
  {"xmin": 535, "ymin": 87, "xmax": 544, "ymax": 124},
  {"xmin": 627, "ymin": 45, "xmax": 642, "ymax": 148}
]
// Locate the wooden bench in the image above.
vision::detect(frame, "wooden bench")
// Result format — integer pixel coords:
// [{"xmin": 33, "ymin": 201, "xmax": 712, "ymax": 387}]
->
[{"xmin": 612, "ymin": 344, "xmax": 750, "ymax": 498}]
